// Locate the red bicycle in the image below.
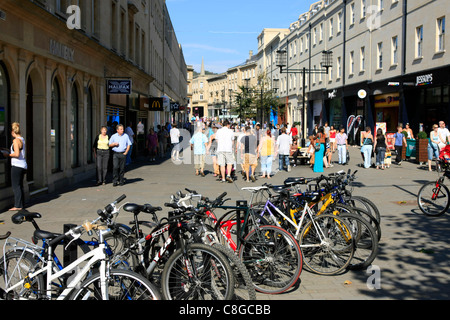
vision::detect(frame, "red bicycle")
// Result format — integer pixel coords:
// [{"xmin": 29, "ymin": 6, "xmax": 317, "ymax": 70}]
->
[{"xmin": 417, "ymin": 159, "xmax": 450, "ymax": 216}]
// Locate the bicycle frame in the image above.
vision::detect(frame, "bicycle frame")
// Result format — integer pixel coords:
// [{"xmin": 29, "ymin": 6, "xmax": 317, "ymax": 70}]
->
[{"xmin": 4, "ymin": 234, "xmax": 110, "ymax": 300}]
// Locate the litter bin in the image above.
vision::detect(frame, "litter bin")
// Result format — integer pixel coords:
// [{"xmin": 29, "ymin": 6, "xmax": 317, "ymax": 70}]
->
[{"xmin": 406, "ymin": 139, "xmax": 416, "ymax": 158}]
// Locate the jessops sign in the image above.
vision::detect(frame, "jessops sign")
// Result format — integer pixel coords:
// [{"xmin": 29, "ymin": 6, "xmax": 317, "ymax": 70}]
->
[{"xmin": 106, "ymin": 79, "xmax": 132, "ymax": 95}]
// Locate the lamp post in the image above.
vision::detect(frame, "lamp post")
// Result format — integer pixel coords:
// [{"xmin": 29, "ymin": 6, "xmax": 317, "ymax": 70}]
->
[{"xmin": 276, "ymin": 49, "xmax": 333, "ymax": 140}]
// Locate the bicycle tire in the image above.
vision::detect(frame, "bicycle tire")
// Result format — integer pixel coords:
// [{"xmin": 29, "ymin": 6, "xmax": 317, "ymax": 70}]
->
[
  {"xmin": 347, "ymin": 196, "xmax": 381, "ymax": 223},
  {"xmin": 210, "ymin": 243, "xmax": 257, "ymax": 300},
  {"xmin": 238, "ymin": 225, "xmax": 302, "ymax": 294},
  {"xmin": 417, "ymin": 180, "xmax": 450, "ymax": 216},
  {"xmin": 70, "ymin": 269, "xmax": 161, "ymax": 300},
  {"xmin": 338, "ymin": 212, "xmax": 379, "ymax": 270},
  {"xmin": 161, "ymin": 243, "xmax": 235, "ymax": 300},
  {"xmin": 299, "ymin": 214, "xmax": 354, "ymax": 275},
  {"xmin": 0, "ymin": 251, "xmax": 45, "ymax": 300}
]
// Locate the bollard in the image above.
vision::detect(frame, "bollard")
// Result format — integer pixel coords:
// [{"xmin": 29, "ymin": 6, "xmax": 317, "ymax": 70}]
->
[
  {"xmin": 236, "ymin": 200, "xmax": 248, "ymax": 249},
  {"xmin": 63, "ymin": 224, "xmax": 78, "ymax": 267}
]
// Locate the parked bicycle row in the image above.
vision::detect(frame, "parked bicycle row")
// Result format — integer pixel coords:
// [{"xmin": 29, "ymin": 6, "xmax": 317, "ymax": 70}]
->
[{"xmin": 0, "ymin": 169, "xmax": 381, "ymax": 300}]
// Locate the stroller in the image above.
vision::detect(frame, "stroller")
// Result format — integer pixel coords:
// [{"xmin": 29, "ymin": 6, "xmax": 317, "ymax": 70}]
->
[{"xmin": 438, "ymin": 145, "xmax": 450, "ymax": 175}]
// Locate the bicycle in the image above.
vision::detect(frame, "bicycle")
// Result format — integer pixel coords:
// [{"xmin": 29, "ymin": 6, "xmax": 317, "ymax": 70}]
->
[
  {"xmin": 168, "ymin": 189, "xmax": 256, "ymax": 300},
  {"xmin": 418, "ymin": 159, "xmax": 450, "ymax": 216},
  {"xmin": 113, "ymin": 201, "xmax": 236, "ymax": 300},
  {"xmin": 242, "ymin": 184, "xmax": 355, "ymax": 275},
  {"xmin": 189, "ymin": 191, "xmax": 303, "ymax": 294},
  {"xmin": 0, "ymin": 195, "xmax": 160, "ymax": 300}
]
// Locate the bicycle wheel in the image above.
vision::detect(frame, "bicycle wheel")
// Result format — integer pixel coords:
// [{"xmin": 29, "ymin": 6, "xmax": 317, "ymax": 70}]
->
[
  {"xmin": 417, "ymin": 180, "xmax": 450, "ymax": 216},
  {"xmin": 161, "ymin": 243, "xmax": 235, "ymax": 300},
  {"xmin": 329, "ymin": 204, "xmax": 381, "ymax": 242},
  {"xmin": 299, "ymin": 214, "xmax": 354, "ymax": 275},
  {"xmin": 70, "ymin": 269, "xmax": 161, "ymax": 300},
  {"xmin": 0, "ymin": 251, "xmax": 45, "ymax": 300},
  {"xmin": 338, "ymin": 212, "xmax": 379, "ymax": 270},
  {"xmin": 238, "ymin": 225, "xmax": 302, "ymax": 294},
  {"xmin": 210, "ymin": 243, "xmax": 256, "ymax": 300}
]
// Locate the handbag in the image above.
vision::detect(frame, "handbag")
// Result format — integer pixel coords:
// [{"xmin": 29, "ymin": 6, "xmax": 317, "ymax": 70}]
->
[
  {"xmin": 314, "ymin": 142, "xmax": 321, "ymax": 152},
  {"xmin": 346, "ymin": 151, "xmax": 350, "ymax": 164}
]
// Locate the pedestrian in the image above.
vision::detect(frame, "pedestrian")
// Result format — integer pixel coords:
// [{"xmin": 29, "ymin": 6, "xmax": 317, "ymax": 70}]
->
[
  {"xmin": 276, "ymin": 127, "xmax": 292, "ymax": 172},
  {"xmin": 313, "ymin": 127, "xmax": 325, "ymax": 173},
  {"xmin": 215, "ymin": 120, "xmax": 234, "ymax": 183},
  {"xmin": 109, "ymin": 124, "xmax": 132, "ymax": 186},
  {"xmin": 361, "ymin": 127, "xmax": 374, "ymax": 169},
  {"xmin": 324, "ymin": 122, "xmax": 330, "ymax": 139},
  {"xmin": 190, "ymin": 124, "xmax": 208, "ymax": 177},
  {"xmin": 170, "ymin": 123, "xmax": 181, "ymax": 161},
  {"xmin": 307, "ymin": 136, "xmax": 315, "ymax": 168},
  {"xmin": 393, "ymin": 126, "xmax": 406, "ymax": 165},
  {"xmin": 241, "ymin": 126, "xmax": 258, "ymax": 182},
  {"xmin": 291, "ymin": 136, "xmax": 302, "ymax": 167},
  {"xmin": 329, "ymin": 125, "xmax": 337, "ymax": 152},
  {"xmin": 146, "ymin": 128, "xmax": 158, "ymax": 162},
  {"xmin": 437, "ymin": 121, "xmax": 449, "ymax": 150},
  {"xmin": 428, "ymin": 124, "xmax": 440, "ymax": 171},
  {"xmin": 92, "ymin": 126, "xmax": 110, "ymax": 185},
  {"xmin": 125, "ymin": 122, "xmax": 135, "ymax": 166},
  {"xmin": 373, "ymin": 128, "xmax": 387, "ymax": 170},
  {"xmin": 336, "ymin": 126, "xmax": 348, "ymax": 165},
  {"xmin": 207, "ymin": 124, "xmax": 220, "ymax": 177},
  {"xmin": 290, "ymin": 125, "xmax": 298, "ymax": 139},
  {"xmin": 258, "ymin": 129, "xmax": 275, "ymax": 179},
  {"xmin": 404, "ymin": 123, "xmax": 414, "ymax": 140},
  {"xmin": 1, "ymin": 122, "xmax": 27, "ymax": 211}
]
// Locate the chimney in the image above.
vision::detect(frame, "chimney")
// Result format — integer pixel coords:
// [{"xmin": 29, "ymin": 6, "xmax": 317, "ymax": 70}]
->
[{"xmin": 249, "ymin": 50, "xmax": 253, "ymax": 59}]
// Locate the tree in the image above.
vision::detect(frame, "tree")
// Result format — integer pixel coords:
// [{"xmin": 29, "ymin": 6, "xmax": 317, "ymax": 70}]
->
[
  {"xmin": 255, "ymin": 74, "xmax": 282, "ymax": 124},
  {"xmin": 233, "ymin": 85, "xmax": 255, "ymax": 120}
]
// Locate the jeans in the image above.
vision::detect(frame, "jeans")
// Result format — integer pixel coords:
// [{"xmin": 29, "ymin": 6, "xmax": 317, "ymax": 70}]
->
[
  {"xmin": 278, "ymin": 154, "xmax": 289, "ymax": 171},
  {"xmin": 260, "ymin": 155, "xmax": 273, "ymax": 175},
  {"xmin": 96, "ymin": 149, "xmax": 109, "ymax": 182},
  {"xmin": 361, "ymin": 145, "xmax": 372, "ymax": 168},
  {"xmin": 126, "ymin": 145, "xmax": 133, "ymax": 165},
  {"xmin": 11, "ymin": 166, "xmax": 26, "ymax": 208},
  {"xmin": 375, "ymin": 147, "xmax": 386, "ymax": 166},
  {"xmin": 113, "ymin": 152, "xmax": 126, "ymax": 184},
  {"xmin": 428, "ymin": 143, "xmax": 439, "ymax": 160},
  {"xmin": 337, "ymin": 145, "xmax": 347, "ymax": 164}
]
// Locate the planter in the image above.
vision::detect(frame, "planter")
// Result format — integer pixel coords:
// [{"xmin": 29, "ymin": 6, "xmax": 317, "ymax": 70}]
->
[
  {"xmin": 416, "ymin": 138, "xmax": 429, "ymax": 164},
  {"xmin": 401, "ymin": 145, "xmax": 407, "ymax": 160}
]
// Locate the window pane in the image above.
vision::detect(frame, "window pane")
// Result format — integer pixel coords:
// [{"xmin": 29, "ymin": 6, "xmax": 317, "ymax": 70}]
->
[
  {"xmin": 51, "ymin": 80, "xmax": 61, "ymax": 172},
  {"xmin": 70, "ymin": 85, "xmax": 79, "ymax": 167}
]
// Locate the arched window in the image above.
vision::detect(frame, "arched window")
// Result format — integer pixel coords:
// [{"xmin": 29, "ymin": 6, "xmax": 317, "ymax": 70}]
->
[
  {"xmin": 0, "ymin": 62, "xmax": 10, "ymax": 188},
  {"xmin": 51, "ymin": 78, "xmax": 61, "ymax": 172},
  {"xmin": 70, "ymin": 84, "xmax": 79, "ymax": 167}
]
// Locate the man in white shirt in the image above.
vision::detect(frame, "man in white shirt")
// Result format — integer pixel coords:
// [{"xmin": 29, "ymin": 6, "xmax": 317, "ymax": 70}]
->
[
  {"xmin": 170, "ymin": 123, "xmax": 181, "ymax": 161},
  {"xmin": 438, "ymin": 121, "xmax": 450, "ymax": 150},
  {"xmin": 215, "ymin": 120, "xmax": 234, "ymax": 183},
  {"xmin": 276, "ymin": 127, "xmax": 292, "ymax": 172}
]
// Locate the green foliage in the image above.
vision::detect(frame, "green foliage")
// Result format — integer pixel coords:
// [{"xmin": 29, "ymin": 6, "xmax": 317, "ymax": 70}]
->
[{"xmin": 417, "ymin": 131, "xmax": 428, "ymax": 139}]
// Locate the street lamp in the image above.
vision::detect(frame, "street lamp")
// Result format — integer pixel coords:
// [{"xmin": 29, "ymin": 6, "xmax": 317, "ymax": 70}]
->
[{"xmin": 276, "ymin": 50, "xmax": 333, "ymax": 140}]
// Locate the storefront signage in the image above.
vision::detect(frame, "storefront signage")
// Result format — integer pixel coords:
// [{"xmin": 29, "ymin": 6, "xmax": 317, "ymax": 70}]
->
[
  {"xmin": 374, "ymin": 93, "xmax": 400, "ymax": 108},
  {"xmin": 358, "ymin": 89, "xmax": 367, "ymax": 99},
  {"xmin": 170, "ymin": 102, "xmax": 180, "ymax": 111},
  {"xmin": 328, "ymin": 90, "xmax": 337, "ymax": 99},
  {"xmin": 107, "ymin": 79, "xmax": 132, "ymax": 95},
  {"xmin": 416, "ymin": 73, "xmax": 433, "ymax": 86},
  {"xmin": 148, "ymin": 98, "xmax": 164, "ymax": 111},
  {"xmin": 49, "ymin": 39, "xmax": 74, "ymax": 63}
]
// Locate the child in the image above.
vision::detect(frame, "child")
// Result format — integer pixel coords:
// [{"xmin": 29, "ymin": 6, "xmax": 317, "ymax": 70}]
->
[{"xmin": 385, "ymin": 148, "xmax": 392, "ymax": 168}]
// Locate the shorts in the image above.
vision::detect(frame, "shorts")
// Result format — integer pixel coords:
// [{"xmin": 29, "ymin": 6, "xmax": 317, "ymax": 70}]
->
[{"xmin": 218, "ymin": 152, "xmax": 234, "ymax": 166}]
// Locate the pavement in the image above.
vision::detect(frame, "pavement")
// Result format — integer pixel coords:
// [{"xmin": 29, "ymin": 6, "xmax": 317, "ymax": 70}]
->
[{"xmin": 1, "ymin": 146, "xmax": 450, "ymax": 300}]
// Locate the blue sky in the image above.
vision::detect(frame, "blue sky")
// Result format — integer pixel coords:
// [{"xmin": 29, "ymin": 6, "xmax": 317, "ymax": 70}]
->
[{"xmin": 166, "ymin": 0, "xmax": 312, "ymax": 74}]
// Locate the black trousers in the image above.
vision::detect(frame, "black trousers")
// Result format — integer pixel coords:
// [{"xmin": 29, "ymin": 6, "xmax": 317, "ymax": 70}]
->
[
  {"xmin": 96, "ymin": 149, "xmax": 110, "ymax": 182},
  {"xmin": 113, "ymin": 152, "xmax": 126, "ymax": 184},
  {"xmin": 395, "ymin": 145, "xmax": 402, "ymax": 163},
  {"xmin": 11, "ymin": 166, "xmax": 26, "ymax": 208}
]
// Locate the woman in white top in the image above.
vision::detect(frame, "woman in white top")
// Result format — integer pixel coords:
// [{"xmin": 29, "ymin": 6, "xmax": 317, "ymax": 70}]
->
[{"xmin": 1, "ymin": 122, "xmax": 28, "ymax": 211}]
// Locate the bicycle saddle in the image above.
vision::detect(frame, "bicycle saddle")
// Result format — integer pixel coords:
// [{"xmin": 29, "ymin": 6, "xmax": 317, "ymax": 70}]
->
[
  {"xmin": 11, "ymin": 211, "xmax": 42, "ymax": 224},
  {"xmin": 124, "ymin": 203, "xmax": 162, "ymax": 214},
  {"xmin": 284, "ymin": 177, "xmax": 306, "ymax": 186},
  {"xmin": 33, "ymin": 229, "xmax": 61, "ymax": 242}
]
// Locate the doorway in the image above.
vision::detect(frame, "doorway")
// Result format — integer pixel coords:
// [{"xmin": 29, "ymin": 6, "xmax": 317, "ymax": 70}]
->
[{"xmin": 26, "ymin": 78, "xmax": 34, "ymax": 182}]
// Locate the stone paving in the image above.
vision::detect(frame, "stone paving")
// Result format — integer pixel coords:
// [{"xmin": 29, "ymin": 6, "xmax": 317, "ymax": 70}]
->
[{"xmin": 1, "ymin": 146, "xmax": 450, "ymax": 300}]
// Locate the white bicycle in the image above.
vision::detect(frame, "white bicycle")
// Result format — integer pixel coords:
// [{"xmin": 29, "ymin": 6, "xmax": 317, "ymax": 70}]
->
[{"xmin": 0, "ymin": 195, "xmax": 161, "ymax": 300}]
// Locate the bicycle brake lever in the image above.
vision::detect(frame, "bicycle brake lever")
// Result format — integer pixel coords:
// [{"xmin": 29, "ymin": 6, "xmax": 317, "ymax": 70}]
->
[{"xmin": 64, "ymin": 229, "xmax": 82, "ymax": 250}]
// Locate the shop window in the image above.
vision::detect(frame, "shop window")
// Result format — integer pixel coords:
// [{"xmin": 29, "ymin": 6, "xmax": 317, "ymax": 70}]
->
[{"xmin": 0, "ymin": 63, "xmax": 10, "ymax": 188}]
